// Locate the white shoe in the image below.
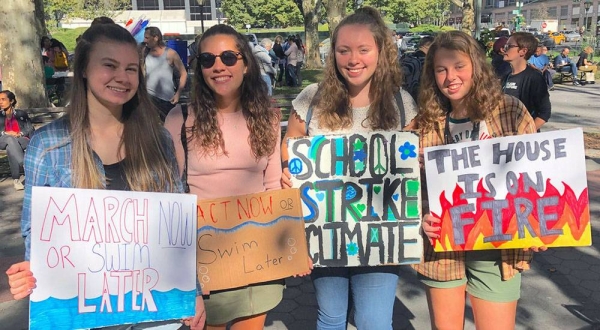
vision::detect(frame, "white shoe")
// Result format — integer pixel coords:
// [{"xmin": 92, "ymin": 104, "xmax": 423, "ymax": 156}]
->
[{"xmin": 13, "ymin": 179, "xmax": 24, "ymax": 191}]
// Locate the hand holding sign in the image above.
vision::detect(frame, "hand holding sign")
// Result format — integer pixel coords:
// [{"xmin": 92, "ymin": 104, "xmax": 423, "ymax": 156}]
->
[{"xmin": 6, "ymin": 261, "xmax": 36, "ymax": 300}]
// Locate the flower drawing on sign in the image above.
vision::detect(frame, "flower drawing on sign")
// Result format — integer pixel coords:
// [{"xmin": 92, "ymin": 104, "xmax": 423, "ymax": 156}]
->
[
  {"xmin": 347, "ymin": 242, "xmax": 359, "ymax": 256},
  {"xmin": 399, "ymin": 141, "xmax": 417, "ymax": 160}
]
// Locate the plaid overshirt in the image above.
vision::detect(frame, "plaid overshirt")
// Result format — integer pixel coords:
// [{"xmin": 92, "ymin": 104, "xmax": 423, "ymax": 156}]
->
[
  {"xmin": 413, "ymin": 94, "xmax": 537, "ymax": 281},
  {"xmin": 21, "ymin": 117, "xmax": 182, "ymax": 260}
]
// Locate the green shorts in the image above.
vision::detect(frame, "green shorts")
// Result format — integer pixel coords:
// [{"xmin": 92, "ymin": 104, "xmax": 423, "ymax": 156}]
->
[{"xmin": 419, "ymin": 250, "xmax": 521, "ymax": 303}]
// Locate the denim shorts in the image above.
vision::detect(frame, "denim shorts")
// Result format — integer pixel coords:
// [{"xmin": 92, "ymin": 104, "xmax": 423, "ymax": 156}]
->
[{"xmin": 419, "ymin": 250, "xmax": 521, "ymax": 303}]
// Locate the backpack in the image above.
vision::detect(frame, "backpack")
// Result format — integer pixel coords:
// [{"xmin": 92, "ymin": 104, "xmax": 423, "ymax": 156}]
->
[
  {"xmin": 304, "ymin": 90, "xmax": 407, "ymax": 135},
  {"xmin": 54, "ymin": 50, "xmax": 69, "ymax": 70},
  {"xmin": 400, "ymin": 51, "xmax": 426, "ymax": 101}
]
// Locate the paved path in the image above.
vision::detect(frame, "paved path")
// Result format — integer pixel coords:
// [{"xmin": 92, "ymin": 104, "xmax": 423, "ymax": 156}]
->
[{"xmin": 1, "ymin": 83, "xmax": 600, "ymax": 330}]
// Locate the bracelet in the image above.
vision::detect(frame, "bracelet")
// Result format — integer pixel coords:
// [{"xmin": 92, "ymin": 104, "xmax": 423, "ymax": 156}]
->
[{"xmin": 281, "ymin": 160, "xmax": 289, "ymax": 168}]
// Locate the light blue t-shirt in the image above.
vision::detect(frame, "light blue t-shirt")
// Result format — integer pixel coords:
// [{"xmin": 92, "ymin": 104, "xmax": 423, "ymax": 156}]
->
[{"xmin": 528, "ymin": 54, "xmax": 550, "ymax": 70}]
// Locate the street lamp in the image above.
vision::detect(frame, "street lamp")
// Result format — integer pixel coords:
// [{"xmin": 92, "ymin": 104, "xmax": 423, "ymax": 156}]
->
[
  {"xmin": 584, "ymin": 0, "xmax": 592, "ymax": 31},
  {"xmin": 515, "ymin": 1, "xmax": 523, "ymax": 32}
]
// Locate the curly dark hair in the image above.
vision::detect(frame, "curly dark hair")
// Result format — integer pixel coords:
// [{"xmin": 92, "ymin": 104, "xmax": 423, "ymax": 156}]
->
[
  {"xmin": 417, "ymin": 31, "xmax": 503, "ymax": 132},
  {"xmin": 190, "ymin": 24, "xmax": 279, "ymax": 159},
  {"xmin": 316, "ymin": 6, "xmax": 402, "ymax": 131}
]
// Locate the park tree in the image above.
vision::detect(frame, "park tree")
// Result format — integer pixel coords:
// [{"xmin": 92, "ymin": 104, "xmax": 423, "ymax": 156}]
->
[
  {"xmin": 293, "ymin": 0, "xmax": 323, "ymax": 68},
  {"xmin": 221, "ymin": 0, "xmax": 302, "ymax": 28},
  {"xmin": 326, "ymin": 0, "xmax": 348, "ymax": 37},
  {"xmin": 44, "ymin": 0, "xmax": 79, "ymax": 28},
  {"xmin": 43, "ymin": 0, "xmax": 130, "ymax": 28},
  {"xmin": 0, "ymin": 0, "xmax": 49, "ymax": 108}
]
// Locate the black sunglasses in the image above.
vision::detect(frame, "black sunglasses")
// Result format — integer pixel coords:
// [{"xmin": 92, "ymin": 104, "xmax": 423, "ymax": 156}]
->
[
  {"xmin": 503, "ymin": 44, "xmax": 519, "ymax": 52},
  {"xmin": 198, "ymin": 51, "xmax": 243, "ymax": 68}
]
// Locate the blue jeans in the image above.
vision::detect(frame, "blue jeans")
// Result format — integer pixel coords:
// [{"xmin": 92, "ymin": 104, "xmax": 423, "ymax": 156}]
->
[
  {"xmin": 0, "ymin": 135, "xmax": 28, "ymax": 179},
  {"xmin": 558, "ymin": 63, "xmax": 577, "ymax": 76},
  {"xmin": 261, "ymin": 73, "xmax": 272, "ymax": 96},
  {"xmin": 312, "ymin": 266, "xmax": 399, "ymax": 330}
]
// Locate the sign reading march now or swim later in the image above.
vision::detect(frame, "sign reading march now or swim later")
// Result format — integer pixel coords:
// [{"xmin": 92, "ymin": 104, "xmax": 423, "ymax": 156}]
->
[
  {"xmin": 29, "ymin": 187, "xmax": 197, "ymax": 330},
  {"xmin": 196, "ymin": 189, "xmax": 309, "ymax": 292},
  {"xmin": 288, "ymin": 132, "xmax": 423, "ymax": 267},
  {"xmin": 424, "ymin": 128, "xmax": 592, "ymax": 252}
]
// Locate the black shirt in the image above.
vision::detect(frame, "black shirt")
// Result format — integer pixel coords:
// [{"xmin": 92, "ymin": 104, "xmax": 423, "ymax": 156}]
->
[
  {"xmin": 104, "ymin": 160, "xmax": 130, "ymax": 191},
  {"xmin": 502, "ymin": 65, "xmax": 551, "ymax": 122},
  {"xmin": 576, "ymin": 51, "xmax": 589, "ymax": 67}
]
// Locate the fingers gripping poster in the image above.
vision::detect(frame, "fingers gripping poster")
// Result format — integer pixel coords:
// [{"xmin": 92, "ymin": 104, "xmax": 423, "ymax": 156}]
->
[
  {"xmin": 30, "ymin": 187, "xmax": 197, "ymax": 330},
  {"xmin": 288, "ymin": 132, "xmax": 423, "ymax": 267},
  {"xmin": 424, "ymin": 128, "xmax": 592, "ymax": 252}
]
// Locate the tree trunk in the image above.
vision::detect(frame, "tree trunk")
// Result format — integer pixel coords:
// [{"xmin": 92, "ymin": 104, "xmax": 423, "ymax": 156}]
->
[
  {"xmin": 461, "ymin": 0, "xmax": 475, "ymax": 36},
  {"xmin": 300, "ymin": 0, "xmax": 322, "ymax": 69},
  {"xmin": 326, "ymin": 0, "xmax": 347, "ymax": 39},
  {"xmin": 0, "ymin": 0, "xmax": 48, "ymax": 108}
]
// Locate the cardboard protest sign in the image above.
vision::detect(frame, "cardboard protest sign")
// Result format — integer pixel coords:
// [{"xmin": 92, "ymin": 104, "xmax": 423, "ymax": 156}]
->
[
  {"xmin": 424, "ymin": 128, "xmax": 591, "ymax": 252},
  {"xmin": 30, "ymin": 187, "xmax": 197, "ymax": 330},
  {"xmin": 288, "ymin": 132, "xmax": 423, "ymax": 267},
  {"xmin": 196, "ymin": 189, "xmax": 309, "ymax": 292}
]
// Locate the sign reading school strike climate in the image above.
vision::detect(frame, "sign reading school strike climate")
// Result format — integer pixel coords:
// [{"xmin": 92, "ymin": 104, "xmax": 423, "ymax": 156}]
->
[
  {"xmin": 196, "ymin": 189, "xmax": 309, "ymax": 292},
  {"xmin": 29, "ymin": 187, "xmax": 197, "ymax": 330},
  {"xmin": 288, "ymin": 132, "xmax": 423, "ymax": 267},
  {"xmin": 424, "ymin": 128, "xmax": 592, "ymax": 252}
]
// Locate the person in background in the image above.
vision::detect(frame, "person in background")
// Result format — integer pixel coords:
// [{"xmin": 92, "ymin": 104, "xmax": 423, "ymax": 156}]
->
[
  {"xmin": 273, "ymin": 35, "xmax": 286, "ymax": 87},
  {"xmin": 6, "ymin": 23, "xmax": 204, "ymax": 329},
  {"xmin": 0, "ymin": 90, "xmax": 33, "ymax": 191},
  {"xmin": 414, "ymin": 30, "xmax": 544, "ymax": 330},
  {"xmin": 42, "ymin": 56, "xmax": 54, "ymax": 79},
  {"xmin": 528, "ymin": 44, "xmax": 556, "ymax": 90},
  {"xmin": 164, "ymin": 24, "xmax": 283, "ymax": 330},
  {"xmin": 284, "ymin": 35, "xmax": 298, "ymax": 87},
  {"xmin": 50, "ymin": 38, "xmax": 69, "ymax": 71},
  {"xmin": 491, "ymin": 37, "xmax": 512, "ymax": 79},
  {"xmin": 253, "ymin": 38, "xmax": 277, "ymax": 96},
  {"xmin": 144, "ymin": 26, "xmax": 188, "ymax": 121},
  {"xmin": 294, "ymin": 35, "xmax": 305, "ymax": 86},
  {"xmin": 401, "ymin": 36, "xmax": 434, "ymax": 100},
  {"xmin": 40, "ymin": 36, "xmax": 52, "ymax": 57},
  {"xmin": 503, "ymin": 32, "xmax": 551, "ymax": 130},
  {"xmin": 577, "ymin": 46, "xmax": 597, "ymax": 84},
  {"xmin": 281, "ymin": 7, "xmax": 417, "ymax": 329},
  {"xmin": 554, "ymin": 46, "xmax": 580, "ymax": 86}
]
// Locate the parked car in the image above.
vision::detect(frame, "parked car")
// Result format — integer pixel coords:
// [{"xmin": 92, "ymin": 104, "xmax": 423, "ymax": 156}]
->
[
  {"xmin": 537, "ymin": 34, "xmax": 556, "ymax": 49},
  {"xmin": 563, "ymin": 30, "xmax": 581, "ymax": 42},
  {"xmin": 319, "ymin": 38, "xmax": 330, "ymax": 64},
  {"xmin": 495, "ymin": 28, "xmax": 511, "ymax": 39},
  {"xmin": 548, "ymin": 32, "xmax": 566, "ymax": 45}
]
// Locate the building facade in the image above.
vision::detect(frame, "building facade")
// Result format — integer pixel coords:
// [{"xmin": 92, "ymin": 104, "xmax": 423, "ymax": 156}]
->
[{"xmin": 449, "ymin": 0, "xmax": 600, "ymax": 33}]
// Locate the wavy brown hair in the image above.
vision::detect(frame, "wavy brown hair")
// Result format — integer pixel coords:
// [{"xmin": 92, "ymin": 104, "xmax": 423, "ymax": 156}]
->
[
  {"xmin": 190, "ymin": 24, "xmax": 279, "ymax": 159},
  {"xmin": 317, "ymin": 6, "xmax": 402, "ymax": 131},
  {"xmin": 69, "ymin": 24, "xmax": 177, "ymax": 191},
  {"xmin": 417, "ymin": 31, "xmax": 503, "ymax": 133}
]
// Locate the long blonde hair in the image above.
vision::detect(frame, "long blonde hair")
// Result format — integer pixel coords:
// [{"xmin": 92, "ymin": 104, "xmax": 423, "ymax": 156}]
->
[
  {"xmin": 417, "ymin": 31, "xmax": 503, "ymax": 132},
  {"xmin": 316, "ymin": 6, "xmax": 402, "ymax": 131},
  {"xmin": 69, "ymin": 24, "xmax": 177, "ymax": 191}
]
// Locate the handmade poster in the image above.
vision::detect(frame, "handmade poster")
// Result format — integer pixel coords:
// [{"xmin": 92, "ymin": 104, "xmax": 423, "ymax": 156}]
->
[
  {"xmin": 288, "ymin": 132, "xmax": 423, "ymax": 267},
  {"xmin": 424, "ymin": 128, "xmax": 591, "ymax": 252},
  {"xmin": 30, "ymin": 187, "xmax": 197, "ymax": 330},
  {"xmin": 196, "ymin": 189, "xmax": 309, "ymax": 292}
]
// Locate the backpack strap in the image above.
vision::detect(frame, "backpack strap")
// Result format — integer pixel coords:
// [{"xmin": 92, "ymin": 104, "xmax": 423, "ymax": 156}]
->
[
  {"xmin": 394, "ymin": 91, "xmax": 406, "ymax": 128},
  {"xmin": 180, "ymin": 104, "xmax": 190, "ymax": 193}
]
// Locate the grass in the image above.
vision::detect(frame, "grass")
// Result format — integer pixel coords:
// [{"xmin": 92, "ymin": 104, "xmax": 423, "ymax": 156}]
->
[
  {"xmin": 49, "ymin": 27, "xmax": 88, "ymax": 53},
  {"xmin": 273, "ymin": 69, "xmax": 324, "ymax": 96}
]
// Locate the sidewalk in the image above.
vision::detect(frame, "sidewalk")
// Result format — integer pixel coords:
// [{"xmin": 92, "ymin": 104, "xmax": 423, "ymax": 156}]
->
[{"xmin": 1, "ymin": 83, "xmax": 599, "ymax": 330}]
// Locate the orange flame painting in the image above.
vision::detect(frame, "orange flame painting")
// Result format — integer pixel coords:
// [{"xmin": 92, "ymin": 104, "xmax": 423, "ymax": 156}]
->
[{"xmin": 431, "ymin": 175, "xmax": 592, "ymax": 252}]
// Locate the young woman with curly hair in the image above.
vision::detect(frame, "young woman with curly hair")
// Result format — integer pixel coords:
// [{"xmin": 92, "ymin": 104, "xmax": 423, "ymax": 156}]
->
[
  {"xmin": 164, "ymin": 24, "xmax": 281, "ymax": 330},
  {"xmin": 413, "ymin": 30, "xmax": 545, "ymax": 330},
  {"xmin": 281, "ymin": 7, "xmax": 417, "ymax": 329}
]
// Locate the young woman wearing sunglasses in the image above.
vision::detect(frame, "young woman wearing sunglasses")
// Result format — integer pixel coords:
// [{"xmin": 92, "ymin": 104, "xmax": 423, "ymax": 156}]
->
[{"xmin": 164, "ymin": 24, "xmax": 282, "ymax": 330}]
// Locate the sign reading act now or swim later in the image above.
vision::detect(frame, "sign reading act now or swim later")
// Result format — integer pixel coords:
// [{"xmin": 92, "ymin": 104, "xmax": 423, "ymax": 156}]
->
[
  {"xmin": 288, "ymin": 131, "xmax": 423, "ymax": 267},
  {"xmin": 424, "ymin": 128, "xmax": 592, "ymax": 252},
  {"xmin": 30, "ymin": 187, "xmax": 197, "ymax": 330},
  {"xmin": 196, "ymin": 189, "xmax": 309, "ymax": 292}
]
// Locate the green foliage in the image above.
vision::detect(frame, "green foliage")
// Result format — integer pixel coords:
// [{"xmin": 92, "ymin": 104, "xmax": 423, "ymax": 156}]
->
[
  {"xmin": 43, "ymin": 0, "xmax": 130, "ymax": 27},
  {"xmin": 221, "ymin": 0, "xmax": 303, "ymax": 29},
  {"xmin": 388, "ymin": 0, "xmax": 450, "ymax": 26},
  {"xmin": 49, "ymin": 27, "xmax": 87, "ymax": 52}
]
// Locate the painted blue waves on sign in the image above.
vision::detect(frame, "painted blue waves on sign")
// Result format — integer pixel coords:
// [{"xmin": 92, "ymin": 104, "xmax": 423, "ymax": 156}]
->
[
  {"xmin": 30, "ymin": 289, "xmax": 196, "ymax": 330},
  {"xmin": 197, "ymin": 216, "xmax": 304, "ymax": 233}
]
